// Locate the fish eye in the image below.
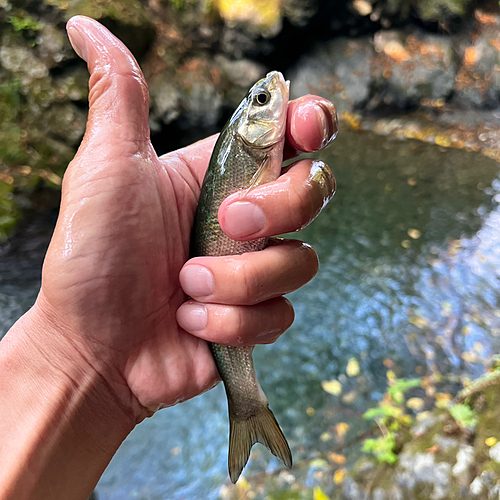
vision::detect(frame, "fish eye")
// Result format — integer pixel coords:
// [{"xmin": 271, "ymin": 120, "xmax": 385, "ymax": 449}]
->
[{"xmin": 254, "ymin": 91, "xmax": 270, "ymax": 106}]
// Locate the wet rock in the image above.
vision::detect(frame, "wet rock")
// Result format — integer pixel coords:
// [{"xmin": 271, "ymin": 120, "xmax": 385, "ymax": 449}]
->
[
  {"xmin": 370, "ymin": 30, "xmax": 458, "ymax": 110},
  {"xmin": 289, "ymin": 37, "xmax": 375, "ymax": 114}
]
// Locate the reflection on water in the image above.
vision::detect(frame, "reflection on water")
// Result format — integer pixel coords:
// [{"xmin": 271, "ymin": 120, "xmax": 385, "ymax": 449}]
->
[{"xmin": 1, "ymin": 130, "xmax": 500, "ymax": 499}]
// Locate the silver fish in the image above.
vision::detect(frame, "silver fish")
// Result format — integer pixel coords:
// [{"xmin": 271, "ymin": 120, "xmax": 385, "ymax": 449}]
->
[{"xmin": 191, "ymin": 71, "xmax": 291, "ymax": 483}]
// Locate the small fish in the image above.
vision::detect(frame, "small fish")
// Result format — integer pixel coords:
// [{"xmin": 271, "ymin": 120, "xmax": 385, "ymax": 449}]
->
[{"xmin": 191, "ymin": 71, "xmax": 291, "ymax": 483}]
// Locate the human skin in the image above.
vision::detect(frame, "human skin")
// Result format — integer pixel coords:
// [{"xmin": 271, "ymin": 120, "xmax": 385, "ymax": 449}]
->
[{"xmin": 0, "ymin": 16, "xmax": 337, "ymax": 500}]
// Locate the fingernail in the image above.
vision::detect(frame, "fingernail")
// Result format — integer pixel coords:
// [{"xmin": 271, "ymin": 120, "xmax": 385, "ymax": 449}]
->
[
  {"xmin": 177, "ymin": 303, "xmax": 207, "ymax": 332},
  {"xmin": 318, "ymin": 101, "xmax": 339, "ymax": 148},
  {"xmin": 180, "ymin": 265, "xmax": 214, "ymax": 298},
  {"xmin": 67, "ymin": 26, "xmax": 88, "ymax": 62},
  {"xmin": 222, "ymin": 202, "xmax": 266, "ymax": 238}
]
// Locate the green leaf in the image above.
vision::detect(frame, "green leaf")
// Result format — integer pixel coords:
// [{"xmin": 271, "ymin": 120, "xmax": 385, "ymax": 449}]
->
[{"xmin": 449, "ymin": 404, "xmax": 477, "ymax": 428}]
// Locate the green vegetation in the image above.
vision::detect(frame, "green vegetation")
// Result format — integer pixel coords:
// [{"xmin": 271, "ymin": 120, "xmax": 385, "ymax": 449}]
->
[
  {"xmin": 448, "ymin": 403, "xmax": 477, "ymax": 428},
  {"xmin": 8, "ymin": 14, "xmax": 43, "ymax": 32},
  {"xmin": 362, "ymin": 376, "xmax": 421, "ymax": 464}
]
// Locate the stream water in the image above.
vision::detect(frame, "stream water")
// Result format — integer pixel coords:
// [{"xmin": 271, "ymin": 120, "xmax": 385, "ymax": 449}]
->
[{"xmin": 1, "ymin": 129, "xmax": 500, "ymax": 499}]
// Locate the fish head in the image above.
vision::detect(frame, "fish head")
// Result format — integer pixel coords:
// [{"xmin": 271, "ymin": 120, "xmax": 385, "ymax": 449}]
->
[{"xmin": 237, "ymin": 71, "xmax": 289, "ymax": 149}]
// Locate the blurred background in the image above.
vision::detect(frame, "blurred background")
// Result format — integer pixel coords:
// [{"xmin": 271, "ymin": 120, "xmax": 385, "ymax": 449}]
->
[{"xmin": 2, "ymin": 0, "xmax": 500, "ymax": 499}]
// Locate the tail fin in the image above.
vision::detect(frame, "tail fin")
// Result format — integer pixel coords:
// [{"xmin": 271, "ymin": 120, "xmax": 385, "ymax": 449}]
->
[{"xmin": 228, "ymin": 406, "xmax": 292, "ymax": 483}]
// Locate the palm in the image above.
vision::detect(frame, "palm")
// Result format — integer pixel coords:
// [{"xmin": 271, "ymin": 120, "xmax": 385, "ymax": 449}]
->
[{"xmin": 42, "ymin": 138, "xmax": 219, "ymax": 413}]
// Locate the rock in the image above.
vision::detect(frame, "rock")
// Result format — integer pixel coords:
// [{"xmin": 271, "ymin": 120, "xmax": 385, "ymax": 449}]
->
[
  {"xmin": 342, "ymin": 476, "xmax": 366, "ymax": 500},
  {"xmin": 489, "ymin": 442, "xmax": 500, "ymax": 462},
  {"xmin": 35, "ymin": 23, "xmax": 72, "ymax": 68},
  {"xmin": 452, "ymin": 444, "xmax": 474, "ymax": 479},
  {"xmin": 176, "ymin": 58, "xmax": 223, "ymax": 129},
  {"xmin": 149, "ymin": 75, "xmax": 181, "ymax": 131},
  {"xmin": 397, "ymin": 452, "xmax": 452, "ymax": 499},
  {"xmin": 53, "ymin": 66, "xmax": 90, "ymax": 103},
  {"xmin": 370, "ymin": 29, "xmax": 458, "ymax": 110},
  {"xmin": 289, "ymin": 37, "xmax": 375, "ymax": 114},
  {"xmin": 453, "ymin": 12, "xmax": 500, "ymax": 109},
  {"xmin": 215, "ymin": 55, "xmax": 266, "ymax": 106},
  {"xmin": 46, "ymin": 0, "xmax": 156, "ymax": 59},
  {"xmin": 0, "ymin": 37, "xmax": 49, "ymax": 85},
  {"xmin": 44, "ymin": 103, "xmax": 86, "ymax": 146}
]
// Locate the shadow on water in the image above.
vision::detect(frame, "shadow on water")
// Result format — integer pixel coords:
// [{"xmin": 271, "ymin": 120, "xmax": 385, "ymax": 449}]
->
[{"xmin": 1, "ymin": 129, "xmax": 500, "ymax": 499}]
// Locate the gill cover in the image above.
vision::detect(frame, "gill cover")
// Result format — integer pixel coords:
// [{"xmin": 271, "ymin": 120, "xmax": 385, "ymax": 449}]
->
[{"xmin": 236, "ymin": 71, "xmax": 289, "ymax": 149}]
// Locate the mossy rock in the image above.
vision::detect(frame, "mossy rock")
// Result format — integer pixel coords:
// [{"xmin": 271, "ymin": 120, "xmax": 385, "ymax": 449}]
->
[{"xmin": 44, "ymin": 0, "xmax": 156, "ymax": 58}]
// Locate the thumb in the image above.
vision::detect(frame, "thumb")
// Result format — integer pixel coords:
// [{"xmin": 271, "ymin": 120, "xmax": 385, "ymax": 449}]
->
[{"xmin": 66, "ymin": 16, "xmax": 150, "ymax": 153}]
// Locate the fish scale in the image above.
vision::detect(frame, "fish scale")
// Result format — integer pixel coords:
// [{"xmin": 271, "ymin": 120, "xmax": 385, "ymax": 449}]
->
[{"xmin": 191, "ymin": 71, "xmax": 291, "ymax": 483}]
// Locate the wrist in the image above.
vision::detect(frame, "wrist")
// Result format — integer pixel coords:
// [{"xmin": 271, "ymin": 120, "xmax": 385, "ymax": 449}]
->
[{"xmin": 0, "ymin": 302, "xmax": 136, "ymax": 500}]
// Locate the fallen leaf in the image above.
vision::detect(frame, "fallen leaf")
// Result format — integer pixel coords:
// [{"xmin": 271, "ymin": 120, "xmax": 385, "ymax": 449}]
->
[
  {"xmin": 327, "ymin": 452, "xmax": 346, "ymax": 465},
  {"xmin": 406, "ymin": 397, "xmax": 425, "ymax": 411},
  {"xmin": 334, "ymin": 422, "xmax": 350, "ymax": 439},
  {"xmin": 407, "ymin": 228, "xmax": 422, "ymax": 239},
  {"xmin": 346, "ymin": 357, "xmax": 360, "ymax": 377},
  {"xmin": 333, "ymin": 468, "xmax": 348, "ymax": 485},
  {"xmin": 313, "ymin": 486, "xmax": 331, "ymax": 500},
  {"xmin": 321, "ymin": 380, "xmax": 342, "ymax": 396}
]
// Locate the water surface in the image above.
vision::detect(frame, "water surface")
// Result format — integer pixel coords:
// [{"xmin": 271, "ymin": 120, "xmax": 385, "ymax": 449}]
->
[{"xmin": 2, "ymin": 129, "xmax": 500, "ymax": 499}]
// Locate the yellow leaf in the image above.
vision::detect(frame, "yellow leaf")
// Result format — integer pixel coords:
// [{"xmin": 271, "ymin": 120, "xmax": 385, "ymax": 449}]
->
[
  {"xmin": 461, "ymin": 352, "xmax": 477, "ymax": 363},
  {"xmin": 333, "ymin": 468, "xmax": 348, "ymax": 485},
  {"xmin": 334, "ymin": 422, "xmax": 350, "ymax": 439},
  {"xmin": 321, "ymin": 380, "xmax": 342, "ymax": 396},
  {"xmin": 486, "ymin": 437, "xmax": 498, "ymax": 447},
  {"xmin": 407, "ymin": 228, "xmax": 422, "ymax": 239},
  {"xmin": 306, "ymin": 407, "xmax": 316, "ymax": 416},
  {"xmin": 346, "ymin": 357, "xmax": 360, "ymax": 377},
  {"xmin": 406, "ymin": 397, "xmax": 425, "ymax": 411},
  {"xmin": 409, "ymin": 316, "xmax": 429, "ymax": 328},
  {"xmin": 320, "ymin": 432, "xmax": 332, "ymax": 442},
  {"xmin": 327, "ymin": 452, "xmax": 346, "ymax": 464},
  {"xmin": 313, "ymin": 486, "xmax": 331, "ymax": 500},
  {"xmin": 401, "ymin": 239, "xmax": 411, "ymax": 248},
  {"xmin": 387, "ymin": 370, "xmax": 396, "ymax": 382}
]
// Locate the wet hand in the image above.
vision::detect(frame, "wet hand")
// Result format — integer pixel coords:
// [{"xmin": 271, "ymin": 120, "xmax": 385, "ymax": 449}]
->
[{"xmin": 29, "ymin": 16, "xmax": 337, "ymax": 423}]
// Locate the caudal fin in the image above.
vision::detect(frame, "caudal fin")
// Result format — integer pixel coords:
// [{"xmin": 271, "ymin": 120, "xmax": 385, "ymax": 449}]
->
[{"xmin": 228, "ymin": 406, "xmax": 292, "ymax": 483}]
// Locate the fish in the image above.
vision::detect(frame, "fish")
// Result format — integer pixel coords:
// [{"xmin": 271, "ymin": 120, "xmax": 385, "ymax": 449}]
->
[{"xmin": 191, "ymin": 71, "xmax": 291, "ymax": 483}]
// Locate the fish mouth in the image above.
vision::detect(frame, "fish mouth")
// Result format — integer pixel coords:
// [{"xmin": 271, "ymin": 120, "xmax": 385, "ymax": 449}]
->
[{"xmin": 264, "ymin": 71, "xmax": 290, "ymax": 99}]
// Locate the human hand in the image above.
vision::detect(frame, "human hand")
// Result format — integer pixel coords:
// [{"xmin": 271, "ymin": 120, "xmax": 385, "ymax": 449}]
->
[{"xmin": 26, "ymin": 16, "xmax": 337, "ymax": 424}]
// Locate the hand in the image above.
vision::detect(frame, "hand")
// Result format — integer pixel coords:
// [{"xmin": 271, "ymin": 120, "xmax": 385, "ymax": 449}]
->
[{"xmin": 27, "ymin": 16, "xmax": 337, "ymax": 424}]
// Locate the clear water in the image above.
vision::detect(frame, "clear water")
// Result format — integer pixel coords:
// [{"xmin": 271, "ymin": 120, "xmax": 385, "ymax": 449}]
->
[{"xmin": 2, "ymin": 129, "xmax": 500, "ymax": 499}]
